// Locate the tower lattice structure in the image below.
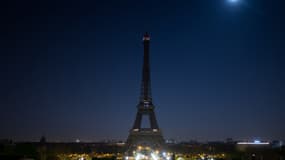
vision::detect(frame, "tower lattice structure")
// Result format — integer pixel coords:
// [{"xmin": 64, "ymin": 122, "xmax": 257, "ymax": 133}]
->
[{"xmin": 126, "ymin": 33, "xmax": 165, "ymax": 153}]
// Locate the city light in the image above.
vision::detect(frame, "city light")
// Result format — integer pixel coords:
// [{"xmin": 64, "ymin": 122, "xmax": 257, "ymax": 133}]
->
[
  {"xmin": 254, "ymin": 140, "xmax": 261, "ymax": 143},
  {"xmin": 237, "ymin": 141, "xmax": 270, "ymax": 145},
  {"xmin": 126, "ymin": 146, "xmax": 173, "ymax": 160},
  {"xmin": 135, "ymin": 153, "xmax": 142, "ymax": 160},
  {"xmin": 151, "ymin": 153, "xmax": 158, "ymax": 160}
]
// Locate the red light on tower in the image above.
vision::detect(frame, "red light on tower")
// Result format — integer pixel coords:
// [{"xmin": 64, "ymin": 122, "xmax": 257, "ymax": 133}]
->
[{"xmin": 143, "ymin": 32, "xmax": 150, "ymax": 41}]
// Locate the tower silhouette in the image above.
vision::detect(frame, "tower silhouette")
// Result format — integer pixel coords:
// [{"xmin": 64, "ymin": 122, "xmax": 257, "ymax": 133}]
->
[{"xmin": 126, "ymin": 33, "xmax": 164, "ymax": 153}]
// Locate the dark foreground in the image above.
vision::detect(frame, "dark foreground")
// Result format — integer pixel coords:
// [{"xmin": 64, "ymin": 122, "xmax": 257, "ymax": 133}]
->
[{"xmin": 0, "ymin": 140, "xmax": 284, "ymax": 160}]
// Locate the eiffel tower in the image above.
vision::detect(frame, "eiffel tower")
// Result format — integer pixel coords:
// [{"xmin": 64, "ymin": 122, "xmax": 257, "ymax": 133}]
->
[{"xmin": 126, "ymin": 33, "xmax": 165, "ymax": 153}]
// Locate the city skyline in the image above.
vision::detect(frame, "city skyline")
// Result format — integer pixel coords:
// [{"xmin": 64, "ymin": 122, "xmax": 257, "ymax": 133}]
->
[{"xmin": 1, "ymin": 0, "xmax": 285, "ymax": 142}]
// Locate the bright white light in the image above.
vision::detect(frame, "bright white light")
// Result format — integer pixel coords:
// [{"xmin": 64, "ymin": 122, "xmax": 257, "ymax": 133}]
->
[
  {"xmin": 151, "ymin": 153, "xmax": 158, "ymax": 160},
  {"xmin": 254, "ymin": 140, "xmax": 261, "ymax": 143},
  {"xmin": 136, "ymin": 154, "xmax": 142, "ymax": 160},
  {"xmin": 237, "ymin": 141, "xmax": 270, "ymax": 145},
  {"xmin": 229, "ymin": 0, "xmax": 238, "ymax": 3}
]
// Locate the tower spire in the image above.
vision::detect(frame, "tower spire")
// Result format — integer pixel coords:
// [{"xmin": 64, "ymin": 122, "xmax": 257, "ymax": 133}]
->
[{"xmin": 140, "ymin": 32, "xmax": 152, "ymax": 104}]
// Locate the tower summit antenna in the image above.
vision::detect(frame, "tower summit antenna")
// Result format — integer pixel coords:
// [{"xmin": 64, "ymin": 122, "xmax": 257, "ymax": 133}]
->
[{"xmin": 140, "ymin": 32, "xmax": 152, "ymax": 104}]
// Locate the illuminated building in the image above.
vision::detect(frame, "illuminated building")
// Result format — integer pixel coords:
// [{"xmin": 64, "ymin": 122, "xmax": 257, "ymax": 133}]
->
[
  {"xmin": 237, "ymin": 140, "xmax": 270, "ymax": 145},
  {"xmin": 236, "ymin": 140, "xmax": 270, "ymax": 151}
]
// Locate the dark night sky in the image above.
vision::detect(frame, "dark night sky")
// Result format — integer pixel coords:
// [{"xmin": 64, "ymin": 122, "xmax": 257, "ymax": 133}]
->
[{"xmin": 1, "ymin": 0, "xmax": 285, "ymax": 142}]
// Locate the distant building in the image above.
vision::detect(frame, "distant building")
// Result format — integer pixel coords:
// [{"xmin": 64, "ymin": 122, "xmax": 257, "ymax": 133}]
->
[
  {"xmin": 40, "ymin": 136, "xmax": 46, "ymax": 144},
  {"xmin": 271, "ymin": 140, "xmax": 284, "ymax": 148},
  {"xmin": 225, "ymin": 138, "xmax": 235, "ymax": 144},
  {"xmin": 236, "ymin": 140, "xmax": 270, "ymax": 151}
]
